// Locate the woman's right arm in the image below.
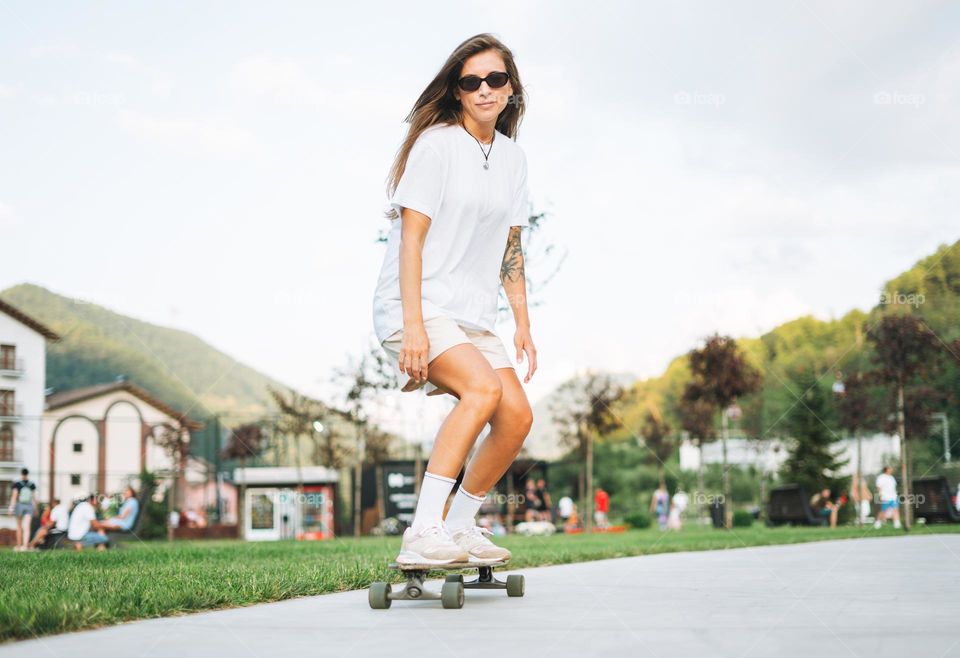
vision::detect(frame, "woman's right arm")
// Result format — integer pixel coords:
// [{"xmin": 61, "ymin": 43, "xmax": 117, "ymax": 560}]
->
[{"xmin": 398, "ymin": 208, "xmax": 431, "ymax": 383}]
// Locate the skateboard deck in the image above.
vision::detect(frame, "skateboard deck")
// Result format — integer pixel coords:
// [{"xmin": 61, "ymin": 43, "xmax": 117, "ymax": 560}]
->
[{"xmin": 369, "ymin": 559, "xmax": 524, "ymax": 609}]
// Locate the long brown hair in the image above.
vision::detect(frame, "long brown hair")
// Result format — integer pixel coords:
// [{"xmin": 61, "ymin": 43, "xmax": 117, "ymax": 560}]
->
[{"xmin": 384, "ymin": 33, "xmax": 526, "ymax": 219}]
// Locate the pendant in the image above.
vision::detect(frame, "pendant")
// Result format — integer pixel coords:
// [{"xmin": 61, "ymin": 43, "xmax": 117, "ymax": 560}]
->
[{"xmin": 483, "ymin": 162, "xmax": 489, "ymax": 170}]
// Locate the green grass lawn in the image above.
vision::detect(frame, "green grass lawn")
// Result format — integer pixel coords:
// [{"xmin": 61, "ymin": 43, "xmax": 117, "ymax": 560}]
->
[{"xmin": 2, "ymin": 522, "xmax": 959, "ymax": 642}]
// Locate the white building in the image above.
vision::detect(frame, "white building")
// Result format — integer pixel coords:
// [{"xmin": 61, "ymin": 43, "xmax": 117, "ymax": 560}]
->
[
  {"xmin": 679, "ymin": 433, "xmax": 901, "ymax": 477},
  {"xmin": 41, "ymin": 379, "xmax": 203, "ymax": 503},
  {"xmin": 0, "ymin": 299, "xmax": 59, "ymax": 529}
]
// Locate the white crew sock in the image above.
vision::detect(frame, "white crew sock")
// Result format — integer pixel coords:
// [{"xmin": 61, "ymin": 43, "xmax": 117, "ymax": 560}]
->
[
  {"xmin": 410, "ymin": 471, "xmax": 456, "ymax": 533},
  {"xmin": 444, "ymin": 486, "xmax": 486, "ymax": 532}
]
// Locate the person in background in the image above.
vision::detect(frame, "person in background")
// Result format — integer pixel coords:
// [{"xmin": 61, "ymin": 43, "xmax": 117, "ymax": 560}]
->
[
  {"xmin": 535, "ymin": 478, "xmax": 552, "ymax": 522},
  {"xmin": 594, "ymin": 487, "xmax": 610, "ymax": 530},
  {"xmin": 874, "ymin": 466, "xmax": 901, "ymax": 529},
  {"xmin": 93, "ymin": 486, "xmax": 139, "ymax": 532},
  {"xmin": 563, "ymin": 501, "xmax": 581, "ymax": 533},
  {"xmin": 8, "ymin": 468, "xmax": 37, "ymax": 552},
  {"xmin": 850, "ymin": 473, "xmax": 873, "ymax": 524},
  {"xmin": 523, "ymin": 479, "xmax": 540, "ymax": 522},
  {"xmin": 557, "ymin": 494, "xmax": 574, "ymax": 526},
  {"xmin": 650, "ymin": 484, "xmax": 670, "ymax": 531},
  {"xmin": 67, "ymin": 494, "xmax": 109, "ymax": 551},
  {"xmin": 668, "ymin": 488, "xmax": 689, "ymax": 530},
  {"xmin": 810, "ymin": 488, "xmax": 839, "ymax": 528},
  {"xmin": 29, "ymin": 497, "xmax": 69, "ymax": 549}
]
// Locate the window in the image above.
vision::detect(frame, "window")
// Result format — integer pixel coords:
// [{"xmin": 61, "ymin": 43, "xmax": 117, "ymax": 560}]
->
[
  {"xmin": 0, "ymin": 480, "xmax": 10, "ymax": 507},
  {"xmin": 70, "ymin": 474, "xmax": 81, "ymax": 486},
  {"xmin": 0, "ymin": 345, "xmax": 14, "ymax": 370},
  {"xmin": 0, "ymin": 390, "xmax": 13, "ymax": 416},
  {"xmin": 0, "ymin": 425, "xmax": 12, "ymax": 461},
  {"xmin": 72, "ymin": 442, "xmax": 83, "ymax": 453}
]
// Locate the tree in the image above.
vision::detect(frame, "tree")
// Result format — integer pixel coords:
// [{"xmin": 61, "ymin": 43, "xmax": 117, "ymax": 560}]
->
[
  {"xmin": 221, "ymin": 422, "xmax": 266, "ymax": 532},
  {"xmin": 550, "ymin": 371, "xmax": 624, "ymax": 532},
  {"xmin": 639, "ymin": 408, "xmax": 673, "ymax": 488},
  {"xmin": 779, "ymin": 372, "xmax": 848, "ymax": 497},
  {"xmin": 677, "ymin": 395, "xmax": 717, "ymax": 524},
  {"xmin": 152, "ymin": 422, "xmax": 190, "ymax": 541},
  {"xmin": 268, "ymin": 387, "xmax": 352, "ymax": 470},
  {"xmin": 835, "ymin": 371, "xmax": 878, "ymax": 525},
  {"xmin": 866, "ymin": 313, "xmax": 942, "ymax": 530},
  {"xmin": 332, "ymin": 343, "xmax": 398, "ymax": 536},
  {"xmin": 682, "ymin": 334, "xmax": 762, "ymax": 528}
]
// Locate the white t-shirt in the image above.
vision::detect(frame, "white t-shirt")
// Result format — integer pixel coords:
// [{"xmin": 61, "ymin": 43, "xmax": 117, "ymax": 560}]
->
[
  {"xmin": 875, "ymin": 473, "xmax": 897, "ymax": 501},
  {"xmin": 49, "ymin": 503, "xmax": 69, "ymax": 532},
  {"xmin": 672, "ymin": 491, "xmax": 689, "ymax": 512},
  {"xmin": 372, "ymin": 122, "xmax": 530, "ymax": 344},
  {"xmin": 558, "ymin": 496, "xmax": 574, "ymax": 518},
  {"xmin": 67, "ymin": 501, "xmax": 96, "ymax": 540}
]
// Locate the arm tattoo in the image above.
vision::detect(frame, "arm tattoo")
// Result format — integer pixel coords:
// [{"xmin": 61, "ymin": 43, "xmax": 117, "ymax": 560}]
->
[{"xmin": 500, "ymin": 227, "xmax": 524, "ymax": 283}]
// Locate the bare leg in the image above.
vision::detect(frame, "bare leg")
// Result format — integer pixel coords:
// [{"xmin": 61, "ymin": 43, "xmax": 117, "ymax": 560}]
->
[
  {"xmin": 423, "ymin": 344, "xmax": 503, "ymax": 478},
  {"xmin": 460, "ymin": 368, "xmax": 533, "ymax": 496},
  {"xmin": 19, "ymin": 515, "xmax": 31, "ymax": 549},
  {"xmin": 29, "ymin": 527, "xmax": 48, "ymax": 548}
]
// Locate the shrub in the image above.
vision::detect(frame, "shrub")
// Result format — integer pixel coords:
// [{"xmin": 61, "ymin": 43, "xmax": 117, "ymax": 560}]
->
[
  {"xmin": 624, "ymin": 512, "xmax": 652, "ymax": 529},
  {"xmin": 732, "ymin": 510, "xmax": 753, "ymax": 528}
]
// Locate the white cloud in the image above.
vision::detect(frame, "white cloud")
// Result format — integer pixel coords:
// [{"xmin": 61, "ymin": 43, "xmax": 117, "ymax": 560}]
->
[
  {"xmin": 117, "ymin": 109, "xmax": 257, "ymax": 154},
  {"xmin": 0, "ymin": 203, "xmax": 20, "ymax": 229}
]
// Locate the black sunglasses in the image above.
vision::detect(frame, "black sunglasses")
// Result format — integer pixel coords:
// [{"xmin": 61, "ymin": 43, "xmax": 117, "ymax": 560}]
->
[{"xmin": 457, "ymin": 71, "xmax": 510, "ymax": 92}]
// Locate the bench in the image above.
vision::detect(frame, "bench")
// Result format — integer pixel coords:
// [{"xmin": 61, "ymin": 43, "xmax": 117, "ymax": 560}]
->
[
  {"xmin": 912, "ymin": 476, "xmax": 960, "ymax": 524},
  {"xmin": 766, "ymin": 484, "xmax": 827, "ymax": 526}
]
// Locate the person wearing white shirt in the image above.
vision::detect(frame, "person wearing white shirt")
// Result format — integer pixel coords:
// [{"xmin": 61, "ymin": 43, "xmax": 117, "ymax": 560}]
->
[
  {"xmin": 28, "ymin": 497, "xmax": 70, "ymax": 549},
  {"xmin": 873, "ymin": 466, "xmax": 901, "ymax": 529},
  {"xmin": 67, "ymin": 494, "xmax": 109, "ymax": 551},
  {"xmin": 372, "ymin": 34, "xmax": 536, "ymax": 566}
]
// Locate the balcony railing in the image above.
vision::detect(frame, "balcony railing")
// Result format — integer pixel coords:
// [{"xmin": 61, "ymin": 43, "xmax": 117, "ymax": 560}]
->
[
  {"xmin": 0, "ymin": 446, "xmax": 22, "ymax": 464},
  {"xmin": 0, "ymin": 357, "xmax": 24, "ymax": 377},
  {"xmin": 0, "ymin": 403, "xmax": 23, "ymax": 420}
]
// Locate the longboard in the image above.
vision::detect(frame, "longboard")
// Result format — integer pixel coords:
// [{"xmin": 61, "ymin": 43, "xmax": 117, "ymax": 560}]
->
[{"xmin": 368, "ymin": 559, "xmax": 524, "ymax": 609}]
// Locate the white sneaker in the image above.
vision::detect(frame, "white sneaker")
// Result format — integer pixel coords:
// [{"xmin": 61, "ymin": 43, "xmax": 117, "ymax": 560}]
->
[
  {"xmin": 874, "ymin": 520, "xmax": 882, "ymax": 529},
  {"xmin": 396, "ymin": 522, "xmax": 469, "ymax": 565},
  {"xmin": 893, "ymin": 520, "xmax": 901, "ymax": 529},
  {"xmin": 450, "ymin": 524, "xmax": 511, "ymax": 563}
]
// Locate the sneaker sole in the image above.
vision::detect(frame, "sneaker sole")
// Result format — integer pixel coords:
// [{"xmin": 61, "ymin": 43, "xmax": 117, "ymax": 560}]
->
[
  {"xmin": 396, "ymin": 550, "xmax": 469, "ymax": 565},
  {"xmin": 466, "ymin": 553, "xmax": 507, "ymax": 564}
]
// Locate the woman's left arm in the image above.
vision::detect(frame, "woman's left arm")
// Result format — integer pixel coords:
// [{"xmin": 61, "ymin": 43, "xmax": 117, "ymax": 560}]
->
[{"xmin": 501, "ymin": 226, "xmax": 537, "ymax": 383}]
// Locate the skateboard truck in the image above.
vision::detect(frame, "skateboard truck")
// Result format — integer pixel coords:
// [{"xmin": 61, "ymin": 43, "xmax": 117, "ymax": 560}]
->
[{"xmin": 369, "ymin": 560, "xmax": 525, "ymax": 609}]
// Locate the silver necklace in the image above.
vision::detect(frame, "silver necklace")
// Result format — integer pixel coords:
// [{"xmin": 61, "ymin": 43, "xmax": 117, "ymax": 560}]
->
[{"xmin": 463, "ymin": 124, "xmax": 494, "ymax": 169}]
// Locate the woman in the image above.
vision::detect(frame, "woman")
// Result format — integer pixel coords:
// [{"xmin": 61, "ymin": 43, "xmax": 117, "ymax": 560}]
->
[
  {"xmin": 372, "ymin": 33, "xmax": 537, "ymax": 565},
  {"xmin": 650, "ymin": 484, "xmax": 670, "ymax": 531}
]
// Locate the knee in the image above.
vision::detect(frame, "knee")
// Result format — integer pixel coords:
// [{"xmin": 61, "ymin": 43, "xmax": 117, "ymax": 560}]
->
[
  {"xmin": 464, "ymin": 377, "xmax": 503, "ymax": 414},
  {"xmin": 496, "ymin": 401, "xmax": 534, "ymax": 440},
  {"xmin": 515, "ymin": 404, "xmax": 534, "ymax": 437}
]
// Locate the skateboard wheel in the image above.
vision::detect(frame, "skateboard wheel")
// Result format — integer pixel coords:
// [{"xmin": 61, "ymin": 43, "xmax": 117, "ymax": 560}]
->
[
  {"xmin": 445, "ymin": 574, "xmax": 464, "ymax": 584},
  {"xmin": 369, "ymin": 582, "xmax": 392, "ymax": 609},
  {"xmin": 441, "ymin": 581, "xmax": 464, "ymax": 609},
  {"xmin": 506, "ymin": 574, "xmax": 525, "ymax": 597}
]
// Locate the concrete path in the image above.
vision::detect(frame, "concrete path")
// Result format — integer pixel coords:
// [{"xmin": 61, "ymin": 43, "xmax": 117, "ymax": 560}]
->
[{"xmin": 6, "ymin": 534, "xmax": 960, "ymax": 658}]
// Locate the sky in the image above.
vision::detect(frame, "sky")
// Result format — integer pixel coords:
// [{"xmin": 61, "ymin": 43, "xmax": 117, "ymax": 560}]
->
[{"xmin": 2, "ymin": 1, "xmax": 959, "ymax": 440}]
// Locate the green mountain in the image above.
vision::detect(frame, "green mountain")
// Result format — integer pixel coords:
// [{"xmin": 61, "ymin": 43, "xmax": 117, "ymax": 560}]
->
[{"xmin": 0, "ymin": 283, "xmax": 287, "ymax": 422}]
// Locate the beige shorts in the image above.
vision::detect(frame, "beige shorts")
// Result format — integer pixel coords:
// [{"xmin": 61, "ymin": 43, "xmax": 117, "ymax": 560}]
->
[{"xmin": 381, "ymin": 315, "xmax": 514, "ymax": 397}]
